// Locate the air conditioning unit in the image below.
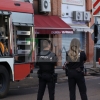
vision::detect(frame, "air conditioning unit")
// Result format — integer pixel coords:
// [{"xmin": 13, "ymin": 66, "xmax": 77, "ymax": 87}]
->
[
  {"xmin": 83, "ymin": 11, "xmax": 90, "ymax": 22},
  {"xmin": 73, "ymin": 11, "xmax": 83, "ymax": 21},
  {"xmin": 39, "ymin": 0, "xmax": 51, "ymax": 12}
]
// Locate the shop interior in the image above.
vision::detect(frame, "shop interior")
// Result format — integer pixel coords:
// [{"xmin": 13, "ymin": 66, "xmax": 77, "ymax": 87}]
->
[{"xmin": 35, "ymin": 34, "xmax": 53, "ymax": 55}]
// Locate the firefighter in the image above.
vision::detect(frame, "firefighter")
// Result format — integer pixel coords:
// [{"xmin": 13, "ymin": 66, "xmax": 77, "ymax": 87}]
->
[
  {"xmin": 37, "ymin": 39, "xmax": 58, "ymax": 100},
  {"xmin": 63, "ymin": 38, "xmax": 88, "ymax": 100}
]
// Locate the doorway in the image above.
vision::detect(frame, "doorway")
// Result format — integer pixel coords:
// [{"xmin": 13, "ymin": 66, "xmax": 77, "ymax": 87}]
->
[{"xmin": 36, "ymin": 34, "xmax": 49, "ymax": 55}]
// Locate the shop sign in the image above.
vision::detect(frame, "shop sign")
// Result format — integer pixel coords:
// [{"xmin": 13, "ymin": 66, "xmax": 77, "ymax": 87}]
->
[
  {"xmin": 35, "ymin": 30, "xmax": 73, "ymax": 34},
  {"xmin": 62, "ymin": 31, "xmax": 73, "ymax": 34},
  {"xmin": 51, "ymin": 31, "xmax": 73, "ymax": 34},
  {"xmin": 62, "ymin": 0, "xmax": 84, "ymax": 6}
]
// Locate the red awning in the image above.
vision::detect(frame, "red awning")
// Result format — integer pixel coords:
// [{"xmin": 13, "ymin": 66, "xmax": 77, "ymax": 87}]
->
[
  {"xmin": 34, "ymin": 15, "xmax": 73, "ymax": 34},
  {"xmin": 0, "ymin": 0, "xmax": 33, "ymax": 14}
]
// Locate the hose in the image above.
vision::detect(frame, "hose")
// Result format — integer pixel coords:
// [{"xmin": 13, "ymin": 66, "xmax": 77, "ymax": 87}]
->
[{"xmin": 0, "ymin": 42, "xmax": 4, "ymax": 54}]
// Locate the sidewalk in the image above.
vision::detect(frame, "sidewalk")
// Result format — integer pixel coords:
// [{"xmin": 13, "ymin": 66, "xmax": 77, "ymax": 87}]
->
[{"xmin": 10, "ymin": 63, "xmax": 100, "ymax": 89}]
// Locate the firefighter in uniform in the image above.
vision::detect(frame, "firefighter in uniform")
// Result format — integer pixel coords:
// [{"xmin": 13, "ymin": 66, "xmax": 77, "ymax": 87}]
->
[
  {"xmin": 63, "ymin": 38, "xmax": 88, "ymax": 100},
  {"xmin": 37, "ymin": 39, "xmax": 57, "ymax": 100}
]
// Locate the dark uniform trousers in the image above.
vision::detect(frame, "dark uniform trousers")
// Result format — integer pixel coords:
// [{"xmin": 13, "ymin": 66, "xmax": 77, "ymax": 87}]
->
[
  {"xmin": 68, "ymin": 70, "xmax": 88, "ymax": 100},
  {"xmin": 37, "ymin": 73, "xmax": 55, "ymax": 100}
]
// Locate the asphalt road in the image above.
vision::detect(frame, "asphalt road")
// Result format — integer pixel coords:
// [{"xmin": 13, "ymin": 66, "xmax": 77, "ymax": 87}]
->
[{"xmin": 2, "ymin": 75, "xmax": 100, "ymax": 100}]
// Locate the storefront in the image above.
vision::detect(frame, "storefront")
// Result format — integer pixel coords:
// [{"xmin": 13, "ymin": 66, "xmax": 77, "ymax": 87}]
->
[
  {"xmin": 34, "ymin": 15, "xmax": 73, "ymax": 66},
  {"xmin": 62, "ymin": 32, "xmax": 86, "ymax": 65},
  {"xmin": 61, "ymin": 0, "xmax": 91, "ymax": 65}
]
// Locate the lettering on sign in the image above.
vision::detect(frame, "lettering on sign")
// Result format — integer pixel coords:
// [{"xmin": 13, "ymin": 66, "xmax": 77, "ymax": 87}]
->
[
  {"xmin": 51, "ymin": 31, "xmax": 73, "ymax": 34},
  {"xmin": 62, "ymin": 0, "xmax": 84, "ymax": 6},
  {"xmin": 51, "ymin": 31, "xmax": 61, "ymax": 34},
  {"xmin": 62, "ymin": 31, "xmax": 73, "ymax": 34}
]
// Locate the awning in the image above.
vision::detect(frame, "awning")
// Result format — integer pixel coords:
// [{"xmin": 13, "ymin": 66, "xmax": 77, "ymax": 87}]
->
[
  {"xmin": 0, "ymin": 0, "xmax": 33, "ymax": 14},
  {"xmin": 34, "ymin": 15, "xmax": 73, "ymax": 34},
  {"xmin": 70, "ymin": 24, "xmax": 92, "ymax": 32}
]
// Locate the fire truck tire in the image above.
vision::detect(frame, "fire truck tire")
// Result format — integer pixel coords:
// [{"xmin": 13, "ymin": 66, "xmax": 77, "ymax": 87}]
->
[{"xmin": 0, "ymin": 65, "xmax": 10, "ymax": 98}]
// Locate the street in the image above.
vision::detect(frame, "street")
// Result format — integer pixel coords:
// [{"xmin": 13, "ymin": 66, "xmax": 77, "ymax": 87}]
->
[
  {"xmin": 0, "ymin": 0, "xmax": 99, "ymax": 99},
  {"xmin": 3, "ymin": 74, "xmax": 100, "ymax": 100}
]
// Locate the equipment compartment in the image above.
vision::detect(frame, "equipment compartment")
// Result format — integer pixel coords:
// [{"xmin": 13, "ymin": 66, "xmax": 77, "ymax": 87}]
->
[
  {"xmin": 0, "ymin": 15, "xmax": 10, "ymax": 57},
  {"xmin": 13, "ymin": 26, "xmax": 33, "ymax": 63}
]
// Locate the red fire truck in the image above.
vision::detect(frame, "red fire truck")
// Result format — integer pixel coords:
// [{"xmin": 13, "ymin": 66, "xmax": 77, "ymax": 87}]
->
[{"xmin": 0, "ymin": 0, "xmax": 34, "ymax": 98}]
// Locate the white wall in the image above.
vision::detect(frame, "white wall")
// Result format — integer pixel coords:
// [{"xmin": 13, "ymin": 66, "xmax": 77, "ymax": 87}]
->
[{"xmin": 61, "ymin": 0, "xmax": 86, "ymax": 24}]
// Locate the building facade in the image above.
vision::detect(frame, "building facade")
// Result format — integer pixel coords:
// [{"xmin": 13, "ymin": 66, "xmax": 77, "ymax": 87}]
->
[
  {"xmin": 33, "ymin": 0, "xmax": 73, "ymax": 66},
  {"xmin": 33, "ymin": 0, "xmax": 94, "ymax": 66},
  {"xmin": 61, "ymin": 0, "xmax": 94, "ymax": 64}
]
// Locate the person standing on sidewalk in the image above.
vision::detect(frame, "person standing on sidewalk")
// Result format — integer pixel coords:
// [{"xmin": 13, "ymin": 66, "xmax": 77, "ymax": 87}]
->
[
  {"xmin": 36, "ymin": 39, "xmax": 57, "ymax": 100},
  {"xmin": 63, "ymin": 38, "xmax": 88, "ymax": 100}
]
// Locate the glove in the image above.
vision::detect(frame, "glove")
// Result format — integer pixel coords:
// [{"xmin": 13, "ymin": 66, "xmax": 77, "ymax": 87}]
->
[{"xmin": 62, "ymin": 61, "xmax": 68, "ymax": 70}]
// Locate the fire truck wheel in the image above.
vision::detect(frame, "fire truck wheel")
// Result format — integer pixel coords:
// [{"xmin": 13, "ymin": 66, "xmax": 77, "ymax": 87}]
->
[{"xmin": 0, "ymin": 65, "xmax": 10, "ymax": 98}]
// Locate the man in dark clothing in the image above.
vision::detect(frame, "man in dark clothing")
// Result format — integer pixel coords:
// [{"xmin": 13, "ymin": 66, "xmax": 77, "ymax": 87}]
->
[{"xmin": 36, "ymin": 39, "xmax": 57, "ymax": 100}]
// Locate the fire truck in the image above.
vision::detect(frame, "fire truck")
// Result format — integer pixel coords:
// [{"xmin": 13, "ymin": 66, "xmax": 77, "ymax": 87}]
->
[{"xmin": 0, "ymin": 0, "xmax": 34, "ymax": 98}]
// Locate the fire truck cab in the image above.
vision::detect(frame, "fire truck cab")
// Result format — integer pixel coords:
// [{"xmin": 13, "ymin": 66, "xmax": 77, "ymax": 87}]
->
[{"xmin": 0, "ymin": 0, "xmax": 34, "ymax": 98}]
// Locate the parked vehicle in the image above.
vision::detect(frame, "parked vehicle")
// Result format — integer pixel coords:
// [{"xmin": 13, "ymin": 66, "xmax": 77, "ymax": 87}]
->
[{"xmin": 0, "ymin": 0, "xmax": 34, "ymax": 98}]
